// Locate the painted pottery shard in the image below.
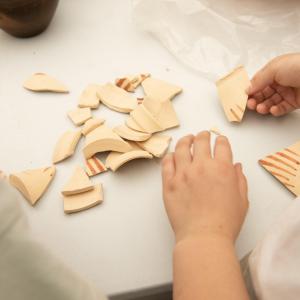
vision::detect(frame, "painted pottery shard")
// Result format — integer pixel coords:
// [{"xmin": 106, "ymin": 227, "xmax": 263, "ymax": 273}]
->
[
  {"xmin": 259, "ymin": 141, "xmax": 300, "ymax": 196},
  {"xmin": 216, "ymin": 66, "xmax": 250, "ymax": 123},
  {"xmin": 85, "ymin": 156, "xmax": 107, "ymax": 177}
]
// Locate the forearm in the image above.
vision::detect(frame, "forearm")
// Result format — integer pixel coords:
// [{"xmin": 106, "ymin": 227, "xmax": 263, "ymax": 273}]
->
[{"xmin": 173, "ymin": 235, "xmax": 250, "ymax": 300}]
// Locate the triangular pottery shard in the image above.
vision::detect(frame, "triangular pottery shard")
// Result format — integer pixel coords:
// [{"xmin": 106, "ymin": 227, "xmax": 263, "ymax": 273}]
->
[
  {"xmin": 216, "ymin": 66, "xmax": 250, "ymax": 123},
  {"xmin": 259, "ymin": 141, "xmax": 300, "ymax": 196},
  {"xmin": 62, "ymin": 166, "xmax": 93, "ymax": 196},
  {"xmin": 9, "ymin": 166, "xmax": 56, "ymax": 205},
  {"xmin": 23, "ymin": 73, "xmax": 69, "ymax": 93}
]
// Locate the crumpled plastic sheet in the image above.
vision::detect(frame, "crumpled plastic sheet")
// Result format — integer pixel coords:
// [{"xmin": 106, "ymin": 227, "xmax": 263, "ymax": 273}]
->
[{"xmin": 132, "ymin": 0, "xmax": 300, "ymax": 81}]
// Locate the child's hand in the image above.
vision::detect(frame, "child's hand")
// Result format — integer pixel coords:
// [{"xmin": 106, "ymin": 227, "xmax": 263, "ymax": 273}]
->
[
  {"xmin": 247, "ymin": 53, "xmax": 300, "ymax": 116},
  {"xmin": 162, "ymin": 131, "xmax": 248, "ymax": 244}
]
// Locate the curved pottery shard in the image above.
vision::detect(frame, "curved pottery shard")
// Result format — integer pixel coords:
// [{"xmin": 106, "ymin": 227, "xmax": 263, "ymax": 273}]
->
[
  {"xmin": 23, "ymin": 73, "xmax": 69, "ymax": 93},
  {"xmin": 78, "ymin": 84, "xmax": 101, "ymax": 109},
  {"xmin": 216, "ymin": 66, "xmax": 250, "ymax": 123},
  {"xmin": 137, "ymin": 134, "xmax": 171, "ymax": 158},
  {"xmin": 62, "ymin": 166, "xmax": 93, "ymax": 196},
  {"xmin": 113, "ymin": 125, "xmax": 151, "ymax": 142},
  {"xmin": 97, "ymin": 83, "xmax": 137, "ymax": 113},
  {"xmin": 9, "ymin": 166, "xmax": 56, "ymax": 205},
  {"xmin": 142, "ymin": 77, "xmax": 182, "ymax": 102},
  {"xmin": 83, "ymin": 125, "xmax": 132, "ymax": 159},
  {"xmin": 259, "ymin": 140, "xmax": 300, "ymax": 196},
  {"xmin": 52, "ymin": 130, "xmax": 81, "ymax": 164},
  {"xmin": 81, "ymin": 118, "xmax": 105, "ymax": 136},
  {"xmin": 63, "ymin": 184, "xmax": 103, "ymax": 214},
  {"xmin": 106, "ymin": 143, "xmax": 152, "ymax": 172}
]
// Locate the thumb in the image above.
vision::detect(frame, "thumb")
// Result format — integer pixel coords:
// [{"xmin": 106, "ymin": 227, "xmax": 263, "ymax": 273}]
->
[{"xmin": 248, "ymin": 61, "xmax": 277, "ymax": 95}]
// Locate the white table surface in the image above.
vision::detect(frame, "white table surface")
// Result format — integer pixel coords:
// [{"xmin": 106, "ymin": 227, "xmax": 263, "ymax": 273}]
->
[{"xmin": 1, "ymin": 0, "xmax": 299, "ymax": 296}]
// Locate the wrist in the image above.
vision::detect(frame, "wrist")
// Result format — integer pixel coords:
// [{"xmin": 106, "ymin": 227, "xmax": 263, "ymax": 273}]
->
[{"xmin": 174, "ymin": 226, "xmax": 235, "ymax": 246}]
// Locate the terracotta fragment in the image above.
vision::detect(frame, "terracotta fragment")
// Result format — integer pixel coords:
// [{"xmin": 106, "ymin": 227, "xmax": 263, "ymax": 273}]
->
[
  {"xmin": 78, "ymin": 84, "xmax": 101, "ymax": 109},
  {"xmin": 9, "ymin": 166, "xmax": 56, "ymax": 205},
  {"xmin": 23, "ymin": 73, "xmax": 68, "ymax": 93},
  {"xmin": 216, "ymin": 66, "xmax": 250, "ymax": 123},
  {"xmin": 67, "ymin": 108, "xmax": 92, "ymax": 126},
  {"xmin": 137, "ymin": 134, "xmax": 171, "ymax": 158}
]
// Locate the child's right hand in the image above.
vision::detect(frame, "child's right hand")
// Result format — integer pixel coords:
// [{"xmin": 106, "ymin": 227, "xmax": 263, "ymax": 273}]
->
[{"xmin": 247, "ymin": 53, "xmax": 300, "ymax": 116}]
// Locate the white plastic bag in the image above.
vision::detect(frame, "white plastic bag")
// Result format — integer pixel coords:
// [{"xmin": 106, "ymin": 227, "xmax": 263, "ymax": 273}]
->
[{"xmin": 132, "ymin": 0, "xmax": 300, "ymax": 80}]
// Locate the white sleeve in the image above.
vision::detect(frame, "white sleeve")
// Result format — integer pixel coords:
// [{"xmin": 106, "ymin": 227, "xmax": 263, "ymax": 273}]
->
[
  {"xmin": 248, "ymin": 198, "xmax": 300, "ymax": 300},
  {"xmin": 0, "ymin": 180, "xmax": 107, "ymax": 300}
]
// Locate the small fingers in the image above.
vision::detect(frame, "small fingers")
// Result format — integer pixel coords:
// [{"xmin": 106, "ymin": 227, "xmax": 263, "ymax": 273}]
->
[
  {"xmin": 162, "ymin": 153, "xmax": 175, "ymax": 186},
  {"xmin": 270, "ymin": 101, "xmax": 297, "ymax": 117},
  {"xmin": 193, "ymin": 131, "xmax": 211, "ymax": 163},
  {"xmin": 214, "ymin": 135, "xmax": 233, "ymax": 163},
  {"xmin": 174, "ymin": 135, "xmax": 194, "ymax": 172}
]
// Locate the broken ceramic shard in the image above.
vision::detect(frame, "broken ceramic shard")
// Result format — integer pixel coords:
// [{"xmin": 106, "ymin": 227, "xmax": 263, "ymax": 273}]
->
[
  {"xmin": 62, "ymin": 166, "xmax": 93, "ymax": 196},
  {"xmin": 9, "ymin": 166, "xmax": 56, "ymax": 205},
  {"xmin": 106, "ymin": 142, "xmax": 152, "ymax": 172},
  {"xmin": 67, "ymin": 107, "xmax": 92, "ymax": 126},
  {"xmin": 130, "ymin": 73, "xmax": 151, "ymax": 89},
  {"xmin": 210, "ymin": 127, "xmax": 221, "ymax": 136},
  {"xmin": 130, "ymin": 104, "xmax": 163, "ymax": 134},
  {"xmin": 97, "ymin": 83, "xmax": 137, "ymax": 113},
  {"xmin": 216, "ymin": 66, "xmax": 250, "ymax": 123},
  {"xmin": 63, "ymin": 183, "xmax": 103, "ymax": 214},
  {"xmin": 23, "ymin": 73, "xmax": 69, "ymax": 93},
  {"xmin": 52, "ymin": 130, "xmax": 81, "ymax": 164},
  {"xmin": 81, "ymin": 118, "xmax": 105, "ymax": 136},
  {"xmin": 137, "ymin": 134, "xmax": 171, "ymax": 158},
  {"xmin": 142, "ymin": 97, "xmax": 179, "ymax": 130},
  {"xmin": 85, "ymin": 156, "xmax": 107, "ymax": 176},
  {"xmin": 259, "ymin": 140, "xmax": 300, "ymax": 196},
  {"xmin": 115, "ymin": 77, "xmax": 135, "ymax": 92},
  {"xmin": 83, "ymin": 124, "xmax": 132, "ymax": 158},
  {"xmin": 126, "ymin": 116, "xmax": 146, "ymax": 133},
  {"xmin": 113, "ymin": 125, "xmax": 151, "ymax": 142},
  {"xmin": 78, "ymin": 84, "xmax": 101, "ymax": 109},
  {"xmin": 142, "ymin": 77, "xmax": 182, "ymax": 102},
  {"xmin": 115, "ymin": 73, "xmax": 150, "ymax": 92}
]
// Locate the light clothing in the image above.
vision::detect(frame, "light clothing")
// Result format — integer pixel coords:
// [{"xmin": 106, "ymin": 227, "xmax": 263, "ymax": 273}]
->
[
  {"xmin": 249, "ymin": 198, "xmax": 300, "ymax": 300},
  {"xmin": 0, "ymin": 180, "xmax": 107, "ymax": 300}
]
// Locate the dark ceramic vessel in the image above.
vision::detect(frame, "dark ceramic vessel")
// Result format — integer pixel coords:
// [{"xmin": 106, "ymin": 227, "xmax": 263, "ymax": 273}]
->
[{"xmin": 0, "ymin": 0, "xmax": 59, "ymax": 38}]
